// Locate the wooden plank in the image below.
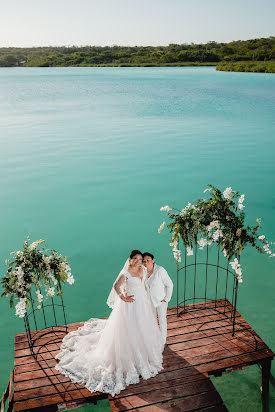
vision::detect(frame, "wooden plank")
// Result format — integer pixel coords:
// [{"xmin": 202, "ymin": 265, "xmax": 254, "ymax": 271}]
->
[
  {"xmin": 112, "ymin": 370, "xmax": 208, "ymax": 399},
  {"xmin": 167, "ymin": 318, "xmax": 249, "ymax": 339},
  {"xmin": 125, "ymin": 390, "xmax": 226, "ymax": 412},
  {"xmin": 14, "ymin": 359, "xmax": 57, "ymax": 374},
  {"xmin": 109, "ymin": 379, "xmax": 215, "ymax": 411},
  {"xmin": 13, "ymin": 310, "xmax": 242, "ymax": 355},
  {"xmin": 14, "ymin": 350, "xmax": 60, "ymax": 366},
  {"xmin": 166, "ymin": 299, "xmax": 232, "ymax": 316},
  {"xmin": 166, "ymin": 306, "xmax": 240, "ymax": 327},
  {"xmin": 15, "ymin": 342, "xmax": 62, "ymax": 358},
  {"xmin": 113, "ymin": 374, "xmax": 209, "ymax": 401},
  {"xmin": 14, "ymin": 381, "xmax": 98, "ymax": 402},
  {"xmin": 15, "ymin": 335, "xmax": 65, "ymax": 351},
  {"xmin": 13, "ymin": 301, "xmax": 273, "ymax": 412},
  {"xmin": 197, "ymin": 350, "xmax": 274, "ymax": 375},
  {"xmin": 14, "ymin": 320, "xmax": 248, "ymax": 366},
  {"xmin": 13, "ymin": 389, "xmax": 106, "ymax": 411},
  {"xmin": 168, "ymin": 327, "xmax": 266, "ymax": 352},
  {"xmin": 14, "ymin": 374, "xmax": 81, "ymax": 391},
  {"xmin": 167, "ymin": 305, "xmax": 241, "ymax": 324},
  {"xmin": 14, "ymin": 322, "xmax": 84, "ymax": 343},
  {"xmin": 167, "ymin": 310, "xmax": 241, "ymax": 329}
]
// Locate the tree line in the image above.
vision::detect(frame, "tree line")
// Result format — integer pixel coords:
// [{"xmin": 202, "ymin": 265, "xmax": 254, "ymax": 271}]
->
[{"xmin": 0, "ymin": 37, "xmax": 274, "ymax": 68}]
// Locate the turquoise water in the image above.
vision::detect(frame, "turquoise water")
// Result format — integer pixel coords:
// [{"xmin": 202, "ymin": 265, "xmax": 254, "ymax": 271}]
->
[{"xmin": 0, "ymin": 67, "xmax": 274, "ymax": 411}]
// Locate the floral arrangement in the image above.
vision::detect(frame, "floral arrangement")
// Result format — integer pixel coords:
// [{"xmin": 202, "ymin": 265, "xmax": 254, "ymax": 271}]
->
[
  {"xmin": 1, "ymin": 237, "xmax": 75, "ymax": 318},
  {"xmin": 158, "ymin": 185, "xmax": 274, "ymax": 283}
]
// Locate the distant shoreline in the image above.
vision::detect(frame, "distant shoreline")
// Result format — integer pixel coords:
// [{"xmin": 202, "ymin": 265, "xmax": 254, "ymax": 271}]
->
[
  {"xmin": 0, "ymin": 37, "xmax": 274, "ymax": 73},
  {"xmin": 1, "ymin": 62, "xmax": 274, "ymax": 73}
]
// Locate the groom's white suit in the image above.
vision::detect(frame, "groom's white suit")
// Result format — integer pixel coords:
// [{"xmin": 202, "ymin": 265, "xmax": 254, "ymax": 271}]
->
[{"xmin": 147, "ymin": 264, "xmax": 173, "ymax": 346}]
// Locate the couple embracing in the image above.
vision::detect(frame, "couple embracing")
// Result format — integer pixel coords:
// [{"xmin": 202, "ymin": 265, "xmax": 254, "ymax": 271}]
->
[{"xmin": 55, "ymin": 249, "xmax": 173, "ymax": 397}]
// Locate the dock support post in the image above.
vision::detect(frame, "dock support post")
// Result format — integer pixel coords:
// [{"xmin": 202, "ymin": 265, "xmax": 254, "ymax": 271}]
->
[{"xmin": 260, "ymin": 358, "xmax": 272, "ymax": 412}]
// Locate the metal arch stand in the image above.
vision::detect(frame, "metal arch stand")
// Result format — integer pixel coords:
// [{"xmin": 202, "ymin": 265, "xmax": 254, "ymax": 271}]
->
[
  {"xmin": 176, "ymin": 241, "xmax": 244, "ymax": 339},
  {"xmin": 23, "ymin": 286, "xmax": 68, "ymax": 359}
]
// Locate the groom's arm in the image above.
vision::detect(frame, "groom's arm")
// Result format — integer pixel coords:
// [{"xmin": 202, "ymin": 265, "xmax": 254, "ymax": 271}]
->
[{"xmin": 160, "ymin": 267, "xmax": 173, "ymax": 303}]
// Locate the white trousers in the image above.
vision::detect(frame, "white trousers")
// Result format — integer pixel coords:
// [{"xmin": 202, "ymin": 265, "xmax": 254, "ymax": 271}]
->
[{"xmin": 156, "ymin": 301, "xmax": 168, "ymax": 346}]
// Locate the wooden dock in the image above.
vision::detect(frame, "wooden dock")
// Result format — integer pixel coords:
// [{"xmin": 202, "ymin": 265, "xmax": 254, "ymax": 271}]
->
[{"xmin": 12, "ymin": 299, "xmax": 274, "ymax": 411}]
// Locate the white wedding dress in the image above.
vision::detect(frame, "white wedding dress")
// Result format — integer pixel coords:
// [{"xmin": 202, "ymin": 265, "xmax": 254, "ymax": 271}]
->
[{"xmin": 55, "ymin": 267, "xmax": 163, "ymax": 396}]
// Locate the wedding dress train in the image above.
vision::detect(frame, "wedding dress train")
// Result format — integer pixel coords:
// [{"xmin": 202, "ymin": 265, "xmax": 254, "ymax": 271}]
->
[{"xmin": 55, "ymin": 267, "xmax": 163, "ymax": 396}]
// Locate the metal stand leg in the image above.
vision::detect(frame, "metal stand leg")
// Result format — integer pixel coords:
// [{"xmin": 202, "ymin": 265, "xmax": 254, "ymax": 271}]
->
[{"xmin": 260, "ymin": 358, "xmax": 272, "ymax": 412}]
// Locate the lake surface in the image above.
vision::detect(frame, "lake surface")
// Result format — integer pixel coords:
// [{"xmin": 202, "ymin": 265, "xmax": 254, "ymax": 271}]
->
[{"xmin": 0, "ymin": 67, "xmax": 274, "ymax": 411}]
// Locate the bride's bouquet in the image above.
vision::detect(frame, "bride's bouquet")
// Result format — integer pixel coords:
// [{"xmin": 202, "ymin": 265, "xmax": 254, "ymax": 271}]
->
[{"xmin": 1, "ymin": 236, "xmax": 75, "ymax": 318}]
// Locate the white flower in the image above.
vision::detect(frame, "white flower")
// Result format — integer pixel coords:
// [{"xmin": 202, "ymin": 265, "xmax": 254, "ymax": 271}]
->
[
  {"xmin": 35, "ymin": 290, "xmax": 43, "ymax": 303},
  {"xmin": 43, "ymin": 255, "xmax": 51, "ymax": 265},
  {"xmin": 48, "ymin": 272, "xmax": 58, "ymax": 285},
  {"xmin": 229, "ymin": 258, "xmax": 243, "ymax": 283},
  {"xmin": 160, "ymin": 205, "xmax": 172, "ymax": 212},
  {"xmin": 16, "ymin": 251, "xmax": 23, "ymax": 257},
  {"xmin": 47, "ymin": 287, "xmax": 55, "ymax": 298},
  {"xmin": 263, "ymin": 243, "xmax": 272, "ymax": 255},
  {"xmin": 256, "ymin": 218, "xmax": 261, "ymax": 224},
  {"xmin": 180, "ymin": 202, "xmax": 192, "ymax": 216},
  {"xmin": 15, "ymin": 266, "xmax": 24, "ymax": 285},
  {"xmin": 170, "ymin": 239, "xmax": 178, "ymax": 248},
  {"xmin": 15, "ymin": 298, "xmax": 26, "ymax": 318},
  {"xmin": 239, "ymin": 194, "xmax": 245, "ymax": 204},
  {"xmin": 207, "ymin": 220, "xmax": 220, "ymax": 231},
  {"xmin": 172, "ymin": 247, "xmax": 181, "ymax": 263},
  {"xmin": 158, "ymin": 221, "xmax": 166, "ymax": 234},
  {"xmin": 269, "ymin": 253, "xmax": 275, "ymax": 258},
  {"xmin": 213, "ymin": 229, "xmax": 223, "ymax": 242},
  {"xmin": 258, "ymin": 235, "xmax": 265, "ymax": 240},
  {"xmin": 223, "ymin": 187, "xmax": 234, "ymax": 200},
  {"xmin": 37, "ymin": 305, "xmax": 41, "ymax": 310},
  {"xmin": 238, "ymin": 203, "xmax": 244, "ymax": 210},
  {"xmin": 187, "ymin": 246, "xmax": 193, "ymax": 257},
  {"xmin": 223, "ymin": 249, "xmax": 228, "ymax": 258},
  {"xmin": 198, "ymin": 238, "xmax": 207, "ymax": 250},
  {"xmin": 67, "ymin": 274, "xmax": 75, "ymax": 285},
  {"xmin": 203, "ymin": 188, "xmax": 211, "ymax": 193},
  {"xmin": 29, "ymin": 239, "xmax": 45, "ymax": 251},
  {"xmin": 230, "ymin": 258, "xmax": 238, "ymax": 271}
]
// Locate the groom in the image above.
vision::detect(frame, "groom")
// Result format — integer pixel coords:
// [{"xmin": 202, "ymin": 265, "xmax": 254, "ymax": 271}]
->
[{"xmin": 143, "ymin": 252, "xmax": 173, "ymax": 346}]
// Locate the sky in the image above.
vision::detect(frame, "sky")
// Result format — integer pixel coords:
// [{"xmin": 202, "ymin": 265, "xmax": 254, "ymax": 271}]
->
[{"xmin": 0, "ymin": 0, "xmax": 274, "ymax": 47}]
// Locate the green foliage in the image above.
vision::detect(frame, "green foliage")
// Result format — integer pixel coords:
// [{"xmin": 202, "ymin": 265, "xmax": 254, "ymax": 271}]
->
[
  {"xmin": 166, "ymin": 186, "xmax": 263, "ymax": 260},
  {"xmin": 216, "ymin": 60, "xmax": 275, "ymax": 73},
  {"xmin": 0, "ymin": 37, "xmax": 274, "ymax": 67},
  {"xmin": 1, "ymin": 237, "xmax": 74, "ymax": 317},
  {"xmin": 159, "ymin": 186, "xmax": 273, "ymax": 282}
]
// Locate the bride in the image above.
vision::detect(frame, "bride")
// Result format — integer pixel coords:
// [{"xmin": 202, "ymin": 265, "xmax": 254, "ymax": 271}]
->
[{"xmin": 55, "ymin": 250, "xmax": 163, "ymax": 396}]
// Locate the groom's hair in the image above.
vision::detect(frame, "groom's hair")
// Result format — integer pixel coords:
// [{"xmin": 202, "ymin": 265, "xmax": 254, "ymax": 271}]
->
[{"xmin": 142, "ymin": 252, "xmax": 154, "ymax": 260}]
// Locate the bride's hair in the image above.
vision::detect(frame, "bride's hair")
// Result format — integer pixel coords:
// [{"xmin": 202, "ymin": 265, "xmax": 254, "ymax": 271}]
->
[{"xmin": 129, "ymin": 250, "xmax": 142, "ymax": 259}]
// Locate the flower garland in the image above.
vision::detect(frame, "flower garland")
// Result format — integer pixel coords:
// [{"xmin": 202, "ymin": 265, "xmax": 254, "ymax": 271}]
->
[
  {"xmin": 1, "ymin": 237, "xmax": 75, "ymax": 318},
  {"xmin": 158, "ymin": 185, "xmax": 274, "ymax": 283}
]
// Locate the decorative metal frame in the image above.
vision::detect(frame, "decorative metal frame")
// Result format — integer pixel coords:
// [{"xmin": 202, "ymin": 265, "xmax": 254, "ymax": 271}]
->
[
  {"xmin": 176, "ymin": 238, "xmax": 255, "ymax": 344},
  {"xmin": 23, "ymin": 281, "xmax": 68, "ymax": 358}
]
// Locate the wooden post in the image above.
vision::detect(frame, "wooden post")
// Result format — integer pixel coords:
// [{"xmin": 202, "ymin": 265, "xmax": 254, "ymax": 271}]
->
[{"xmin": 260, "ymin": 358, "xmax": 272, "ymax": 412}]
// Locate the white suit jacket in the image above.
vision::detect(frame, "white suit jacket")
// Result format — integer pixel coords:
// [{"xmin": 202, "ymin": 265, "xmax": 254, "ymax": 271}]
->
[{"xmin": 147, "ymin": 264, "xmax": 173, "ymax": 308}]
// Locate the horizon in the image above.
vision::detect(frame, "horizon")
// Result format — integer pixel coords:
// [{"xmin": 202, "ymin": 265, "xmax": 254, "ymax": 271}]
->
[
  {"xmin": 1, "ymin": 35, "xmax": 274, "ymax": 50},
  {"xmin": 0, "ymin": 0, "xmax": 274, "ymax": 48}
]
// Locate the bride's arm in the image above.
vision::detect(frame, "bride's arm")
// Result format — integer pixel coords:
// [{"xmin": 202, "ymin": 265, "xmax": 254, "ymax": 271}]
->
[{"xmin": 114, "ymin": 274, "xmax": 134, "ymax": 302}]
